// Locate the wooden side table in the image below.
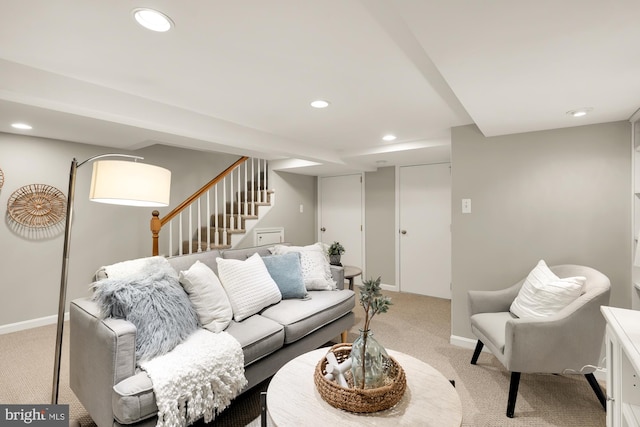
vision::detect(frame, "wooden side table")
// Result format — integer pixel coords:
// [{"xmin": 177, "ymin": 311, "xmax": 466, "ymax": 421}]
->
[{"xmin": 343, "ymin": 265, "xmax": 362, "ymax": 290}]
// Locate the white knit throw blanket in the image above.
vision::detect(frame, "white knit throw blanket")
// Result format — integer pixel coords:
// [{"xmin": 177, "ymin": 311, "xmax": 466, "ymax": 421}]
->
[{"xmin": 139, "ymin": 329, "xmax": 247, "ymax": 427}]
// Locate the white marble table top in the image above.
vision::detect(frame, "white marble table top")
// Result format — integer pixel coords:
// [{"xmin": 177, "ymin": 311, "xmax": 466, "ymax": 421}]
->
[{"xmin": 267, "ymin": 347, "xmax": 462, "ymax": 426}]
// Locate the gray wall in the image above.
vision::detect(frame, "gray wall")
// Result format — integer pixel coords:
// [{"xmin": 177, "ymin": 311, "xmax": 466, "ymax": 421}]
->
[
  {"xmin": 365, "ymin": 167, "xmax": 396, "ymax": 286},
  {"xmin": 0, "ymin": 133, "xmax": 315, "ymax": 327},
  {"xmin": 236, "ymin": 170, "xmax": 317, "ymax": 248},
  {"xmin": 450, "ymin": 122, "xmax": 632, "ymax": 340}
]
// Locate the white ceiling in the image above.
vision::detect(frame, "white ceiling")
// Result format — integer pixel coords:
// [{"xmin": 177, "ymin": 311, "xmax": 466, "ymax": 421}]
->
[{"xmin": 0, "ymin": 0, "xmax": 638, "ymax": 175}]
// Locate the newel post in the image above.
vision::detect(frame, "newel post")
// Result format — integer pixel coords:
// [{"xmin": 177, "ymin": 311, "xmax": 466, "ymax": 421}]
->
[{"xmin": 150, "ymin": 210, "xmax": 161, "ymax": 256}]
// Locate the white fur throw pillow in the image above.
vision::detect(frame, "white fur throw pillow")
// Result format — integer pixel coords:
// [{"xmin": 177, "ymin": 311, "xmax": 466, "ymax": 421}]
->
[
  {"xmin": 179, "ymin": 261, "xmax": 233, "ymax": 333},
  {"xmin": 510, "ymin": 260, "xmax": 586, "ymax": 318},
  {"xmin": 270, "ymin": 243, "xmax": 336, "ymax": 291},
  {"xmin": 216, "ymin": 253, "xmax": 282, "ymax": 322}
]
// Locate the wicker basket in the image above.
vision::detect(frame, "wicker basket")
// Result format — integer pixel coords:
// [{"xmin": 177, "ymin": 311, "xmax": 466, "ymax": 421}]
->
[{"xmin": 314, "ymin": 343, "xmax": 406, "ymax": 413}]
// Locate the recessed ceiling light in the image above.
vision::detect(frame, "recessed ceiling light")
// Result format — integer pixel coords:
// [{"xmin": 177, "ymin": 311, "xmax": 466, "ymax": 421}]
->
[
  {"xmin": 566, "ymin": 108, "xmax": 593, "ymax": 118},
  {"xmin": 11, "ymin": 123, "xmax": 32, "ymax": 130},
  {"xmin": 133, "ymin": 8, "xmax": 174, "ymax": 32},
  {"xmin": 310, "ymin": 100, "xmax": 330, "ymax": 109},
  {"xmin": 382, "ymin": 134, "xmax": 397, "ymax": 142}
]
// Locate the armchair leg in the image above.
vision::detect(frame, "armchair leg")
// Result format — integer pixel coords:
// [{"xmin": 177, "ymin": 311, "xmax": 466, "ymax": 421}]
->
[
  {"xmin": 470, "ymin": 340, "xmax": 484, "ymax": 365},
  {"xmin": 507, "ymin": 372, "xmax": 521, "ymax": 418},
  {"xmin": 585, "ymin": 373, "xmax": 606, "ymax": 411}
]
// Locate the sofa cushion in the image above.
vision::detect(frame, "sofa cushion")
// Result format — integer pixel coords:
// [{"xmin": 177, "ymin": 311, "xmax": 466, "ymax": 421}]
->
[
  {"xmin": 112, "ymin": 373, "xmax": 157, "ymax": 425},
  {"xmin": 261, "ymin": 253, "xmax": 308, "ymax": 299},
  {"xmin": 225, "ymin": 315, "xmax": 285, "ymax": 366},
  {"xmin": 178, "ymin": 260, "xmax": 233, "ymax": 333},
  {"xmin": 260, "ymin": 289, "xmax": 355, "ymax": 344},
  {"xmin": 216, "ymin": 253, "xmax": 283, "ymax": 321}
]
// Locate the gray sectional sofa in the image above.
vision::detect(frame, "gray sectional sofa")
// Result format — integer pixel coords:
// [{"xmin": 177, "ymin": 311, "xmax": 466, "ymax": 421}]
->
[{"xmin": 69, "ymin": 244, "xmax": 356, "ymax": 427}]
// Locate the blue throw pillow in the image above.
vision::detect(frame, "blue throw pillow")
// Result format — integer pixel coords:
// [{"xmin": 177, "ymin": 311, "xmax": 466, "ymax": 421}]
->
[{"xmin": 261, "ymin": 252, "xmax": 308, "ymax": 299}]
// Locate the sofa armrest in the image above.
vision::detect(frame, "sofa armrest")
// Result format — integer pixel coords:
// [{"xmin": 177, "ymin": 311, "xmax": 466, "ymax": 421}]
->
[
  {"xmin": 70, "ymin": 298, "xmax": 137, "ymax": 427},
  {"xmin": 330, "ymin": 265, "xmax": 345, "ymax": 290}
]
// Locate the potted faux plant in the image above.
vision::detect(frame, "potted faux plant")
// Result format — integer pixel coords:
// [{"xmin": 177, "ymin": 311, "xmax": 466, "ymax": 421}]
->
[
  {"xmin": 327, "ymin": 241, "xmax": 345, "ymax": 266},
  {"xmin": 351, "ymin": 276, "xmax": 392, "ymax": 389}
]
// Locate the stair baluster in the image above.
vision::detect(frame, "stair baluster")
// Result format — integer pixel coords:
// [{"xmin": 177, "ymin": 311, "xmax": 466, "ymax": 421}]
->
[
  {"xmin": 178, "ymin": 212, "xmax": 183, "ymax": 256},
  {"xmin": 244, "ymin": 162, "xmax": 249, "ymax": 220},
  {"xmin": 222, "ymin": 177, "xmax": 227, "ymax": 247},
  {"xmin": 206, "ymin": 190, "xmax": 211, "ymax": 251},
  {"xmin": 262, "ymin": 159, "xmax": 268, "ymax": 204},
  {"xmin": 229, "ymin": 170, "xmax": 235, "ymax": 231},
  {"xmin": 214, "ymin": 184, "xmax": 219, "ymax": 249},
  {"xmin": 237, "ymin": 163, "xmax": 242, "ymax": 230}
]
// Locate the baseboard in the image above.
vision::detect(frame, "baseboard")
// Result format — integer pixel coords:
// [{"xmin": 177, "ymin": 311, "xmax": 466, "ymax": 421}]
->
[
  {"xmin": 0, "ymin": 312, "xmax": 69, "ymax": 335},
  {"xmin": 380, "ymin": 283, "xmax": 398, "ymax": 292},
  {"xmin": 450, "ymin": 334, "xmax": 489, "ymax": 351},
  {"xmin": 450, "ymin": 334, "xmax": 607, "ymax": 383}
]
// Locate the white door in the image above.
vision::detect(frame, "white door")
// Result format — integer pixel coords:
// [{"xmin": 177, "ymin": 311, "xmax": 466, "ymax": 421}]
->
[
  {"xmin": 319, "ymin": 174, "xmax": 363, "ymax": 282},
  {"xmin": 399, "ymin": 164, "xmax": 451, "ymax": 298}
]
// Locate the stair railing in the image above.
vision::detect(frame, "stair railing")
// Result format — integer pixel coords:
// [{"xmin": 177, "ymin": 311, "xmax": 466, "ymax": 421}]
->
[{"xmin": 150, "ymin": 156, "xmax": 270, "ymax": 256}]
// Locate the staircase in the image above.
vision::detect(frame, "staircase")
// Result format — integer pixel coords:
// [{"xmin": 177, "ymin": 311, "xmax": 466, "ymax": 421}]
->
[{"xmin": 151, "ymin": 157, "xmax": 274, "ymax": 256}]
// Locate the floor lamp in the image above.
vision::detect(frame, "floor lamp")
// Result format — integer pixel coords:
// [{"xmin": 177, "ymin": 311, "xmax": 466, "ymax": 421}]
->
[{"xmin": 52, "ymin": 154, "xmax": 171, "ymax": 404}]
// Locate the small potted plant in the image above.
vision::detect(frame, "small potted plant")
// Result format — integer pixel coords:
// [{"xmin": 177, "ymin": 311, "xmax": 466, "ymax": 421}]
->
[
  {"xmin": 351, "ymin": 276, "xmax": 392, "ymax": 389},
  {"xmin": 327, "ymin": 241, "xmax": 345, "ymax": 266}
]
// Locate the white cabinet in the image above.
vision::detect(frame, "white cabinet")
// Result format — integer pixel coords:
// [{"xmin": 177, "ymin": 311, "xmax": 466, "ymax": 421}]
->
[
  {"xmin": 254, "ymin": 227, "xmax": 284, "ymax": 246},
  {"xmin": 602, "ymin": 306, "xmax": 640, "ymax": 426}
]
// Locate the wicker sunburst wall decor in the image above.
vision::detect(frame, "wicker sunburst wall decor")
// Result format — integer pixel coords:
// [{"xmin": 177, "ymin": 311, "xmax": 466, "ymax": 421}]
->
[
  {"xmin": 7, "ymin": 183, "xmax": 67, "ymax": 228},
  {"xmin": 0, "ymin": 167, "xmax": 4, "ymax": 189}
]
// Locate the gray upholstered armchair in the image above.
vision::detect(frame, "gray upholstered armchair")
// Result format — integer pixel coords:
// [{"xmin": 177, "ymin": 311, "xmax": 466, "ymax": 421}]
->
[{"xmin": 468, "ymin": 264, "xmax": 611, "ymax": 418}]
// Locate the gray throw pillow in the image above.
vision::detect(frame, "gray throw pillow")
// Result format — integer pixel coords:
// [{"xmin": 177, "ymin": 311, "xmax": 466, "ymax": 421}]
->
[
  {"xmin": 92, "ymin": 271, "xmax": 199, "ymax": 362},
  {"xmin": 261, "ymin": 252, "xmax": 308, "ymax": 299}
]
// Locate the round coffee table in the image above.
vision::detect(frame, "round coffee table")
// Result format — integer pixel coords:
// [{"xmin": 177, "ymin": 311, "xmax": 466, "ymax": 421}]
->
[{"xmin": 267, "ymin": 347, "xmax": 462, "ymax": 426}]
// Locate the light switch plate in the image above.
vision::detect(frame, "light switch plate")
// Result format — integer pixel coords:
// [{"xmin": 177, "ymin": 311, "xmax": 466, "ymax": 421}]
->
[{"xmin": 462, "ymin": 198, "xmax": 471, "ymax": 214}]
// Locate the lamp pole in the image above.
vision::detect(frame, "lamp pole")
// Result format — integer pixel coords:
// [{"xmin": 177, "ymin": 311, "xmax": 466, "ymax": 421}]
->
[
  {"xmin": 51, "ymin": 158, "xmax": 77, "ymax": 404},
  {"xmin": 51, "ymin": 154, "xmax": 145, "ymax": 404}
]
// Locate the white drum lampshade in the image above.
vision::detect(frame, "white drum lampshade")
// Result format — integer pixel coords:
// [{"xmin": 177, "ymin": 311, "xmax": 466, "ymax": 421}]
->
[{"xmin": 89, "ymin": 160, "xmax": 171, "ymax": 207}]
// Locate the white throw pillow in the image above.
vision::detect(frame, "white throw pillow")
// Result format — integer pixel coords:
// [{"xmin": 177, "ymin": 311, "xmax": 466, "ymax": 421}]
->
[
  {"xmin": 179, "ymin": 260, "xmax": 233, "ymax": 333},
  {"xmin": 510, "ymin": 260, "xmax": 586, "ymax": 318},
  {"xmin": 96, "ymin": 256, "xmax": 178, "ymax": 281},
  {"xmin": 270, "ymin": 243, "xmax": 336, "ymax": 291},
  {"xmin": 216, "ymin": 253, "xmax": 283, "ymax": 321}
]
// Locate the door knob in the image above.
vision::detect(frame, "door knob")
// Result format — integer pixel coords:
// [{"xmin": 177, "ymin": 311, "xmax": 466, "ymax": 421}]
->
[
  {"xmin": 321, "ymin": 227, "xmax": 326, "ymax": 232},
  {"xmin": 400, "ymin": 230, "xmax": 407, "ymax": 235}
]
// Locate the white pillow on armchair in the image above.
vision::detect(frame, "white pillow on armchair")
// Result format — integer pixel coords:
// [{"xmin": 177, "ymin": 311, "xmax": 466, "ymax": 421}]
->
[{"xmin": 510, "ymin": 260, "xmax": 585, "ymax": 318}]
